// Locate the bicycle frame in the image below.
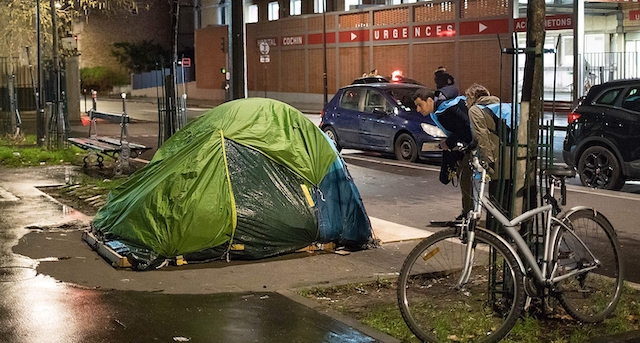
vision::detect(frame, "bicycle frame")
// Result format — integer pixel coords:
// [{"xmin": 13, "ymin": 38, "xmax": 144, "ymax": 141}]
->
[{"xmin": 458, "ymin": 156, "xmax": 601, "ymax": 288}]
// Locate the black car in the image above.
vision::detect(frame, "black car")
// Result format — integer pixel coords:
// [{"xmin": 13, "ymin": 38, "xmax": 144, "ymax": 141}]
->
[
  {"xmin": 562, "ymin": 78, "xmax": 640, "ymax": 190},
  {"xmin": 320, "ymin": 83, "xmax": 445, "ymax": 162}
]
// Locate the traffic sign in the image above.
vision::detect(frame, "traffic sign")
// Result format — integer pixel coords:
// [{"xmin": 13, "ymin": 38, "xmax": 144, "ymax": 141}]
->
[
  {"xmin": 339, "ymin": 30, "xmax": 369, "ymax": 43},
  {"xmin": 459, "ymin": 19, "xmax": 509, "ymax": 36},
  {"xmin": 181, "ymin": 57, "xmax": 191, "ymax": 68},
  {"xmin": 259, "ymin": 42, "xmax": 270, "ymax": 55}
]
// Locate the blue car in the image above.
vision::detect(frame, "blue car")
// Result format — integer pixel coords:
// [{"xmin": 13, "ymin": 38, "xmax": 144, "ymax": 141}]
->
[{"xmin": 319, "ymin": 83, "xmax": 445, "ymax": 162}]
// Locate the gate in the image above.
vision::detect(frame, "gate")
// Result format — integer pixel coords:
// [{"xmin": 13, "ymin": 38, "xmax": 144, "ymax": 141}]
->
[{"xmin": 583, "ymin": 51, "xmax": 639, "ymax": 90}]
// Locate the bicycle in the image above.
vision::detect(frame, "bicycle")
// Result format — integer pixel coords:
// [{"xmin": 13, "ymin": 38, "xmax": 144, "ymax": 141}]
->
[{"xmin": 397, "ymin": 145, "xmax": 624, "ymax": 343}]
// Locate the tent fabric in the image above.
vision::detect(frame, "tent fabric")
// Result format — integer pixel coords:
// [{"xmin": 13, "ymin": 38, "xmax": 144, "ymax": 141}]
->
[{"xmin": 91, "ymin": 98, "xmax": 373, "ymax": 270}]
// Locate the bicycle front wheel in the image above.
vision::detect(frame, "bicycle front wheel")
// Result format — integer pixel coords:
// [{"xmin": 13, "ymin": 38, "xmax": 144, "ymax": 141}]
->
[
  {"xmin": 397, "ymin": 228, "xmax": 525, "ymax": 343},
  {"xmin": 555, "ymin": 209, "xmax": 624, "ymax": 323}
]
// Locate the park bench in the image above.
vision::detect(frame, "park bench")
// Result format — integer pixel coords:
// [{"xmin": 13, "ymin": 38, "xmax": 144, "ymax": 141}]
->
[{"xmin": 68, "ymin": 93, "xmax": 151, "ymax": 175}]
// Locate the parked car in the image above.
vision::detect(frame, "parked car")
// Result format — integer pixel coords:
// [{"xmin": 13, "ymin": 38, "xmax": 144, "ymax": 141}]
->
[
  {"xmin": 319, "ymin": 83, "xmax": 446, "ymax": 162},
  {"xmin": 562, "ymin": 78, "xmax": 640, "ymax": 190}
]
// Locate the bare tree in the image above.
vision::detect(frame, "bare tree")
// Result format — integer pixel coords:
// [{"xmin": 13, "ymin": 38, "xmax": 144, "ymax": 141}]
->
[{"xmin": 514, "ymin": 0, "xmax": 546, "ymax": 216}]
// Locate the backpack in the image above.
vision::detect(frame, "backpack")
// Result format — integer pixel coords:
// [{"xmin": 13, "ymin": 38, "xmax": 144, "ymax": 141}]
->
[{"xmin": 477, "ymin": 103, "xmax": 517, "ymax": 145}]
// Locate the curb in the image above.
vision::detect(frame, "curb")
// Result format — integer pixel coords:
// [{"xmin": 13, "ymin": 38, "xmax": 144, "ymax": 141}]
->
[{"xmin": 277, "ymin": 289, "xmax": 402, "ymax": 343}]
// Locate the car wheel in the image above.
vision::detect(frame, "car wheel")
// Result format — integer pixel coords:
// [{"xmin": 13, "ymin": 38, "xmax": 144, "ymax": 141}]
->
[
  {"xmin": 577, "ymin": 146, "xmax": 625, "ymax": 190},
  {"xmin": 323, "ymin": 126, "xmax": 342, "ymax": 151},
  {"xmin": 394, "ymin": 133, "xmax": 418, "ymax": 162}
]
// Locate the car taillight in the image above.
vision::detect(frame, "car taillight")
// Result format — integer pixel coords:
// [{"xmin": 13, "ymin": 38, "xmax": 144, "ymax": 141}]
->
[{"xmin": 567, "ymin": 111, "xmax": 581, "ymax": 124}]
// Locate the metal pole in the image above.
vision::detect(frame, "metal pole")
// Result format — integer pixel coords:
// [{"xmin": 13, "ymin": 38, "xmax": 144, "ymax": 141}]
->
[
  {"xmin": 49, "ymin": 0, "xmax": 60, "ymax": 147},
  {"xmin": 230, "ymin": 0, "xmax": 245, "ymax": 99},
  {"xmin": 36, "ymin": 0, "xmax": 45, "ymax": 146},
  {"xmin": 323, "ymin": 0, "xmax": 328, "ymax": 105}
]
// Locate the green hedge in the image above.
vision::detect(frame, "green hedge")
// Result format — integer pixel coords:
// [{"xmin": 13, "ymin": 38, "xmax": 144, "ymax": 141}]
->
[{"xmin": 80, "ymin": 67, "xmax": 128, "ymax": 93}]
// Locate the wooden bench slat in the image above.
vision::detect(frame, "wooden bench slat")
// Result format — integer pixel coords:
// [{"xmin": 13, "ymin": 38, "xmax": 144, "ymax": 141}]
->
[
  {"xmin": 68, "ymin": 137, "xmax": 122, "ymax": 153},
  {"xmin": 71, "ymin": 101, "xmax": 151, "ymax": 174},
  {"xmin": 88, "ymin": 110, "xmax": 130, "ymax": 124}
]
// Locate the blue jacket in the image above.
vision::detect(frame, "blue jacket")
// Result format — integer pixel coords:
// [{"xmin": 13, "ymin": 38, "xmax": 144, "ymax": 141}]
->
[{"xmin": 430, "ymin": 96, "xmax": 472, "ymax": 149}]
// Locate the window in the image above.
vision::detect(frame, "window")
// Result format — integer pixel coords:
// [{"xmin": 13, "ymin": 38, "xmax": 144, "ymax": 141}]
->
[
  {"xmin": 596, "ymin": 88, "xmax": 622, "ymax": 106},
  {"xmin": 247, "ymin": 4, "xmax": 258, "ymax": 23},
  {"xmin": 290, "ymin": 0, "xmax": 301, "ymax": 15},
  {"xmin": 364, "ymin": 90, "xmax": 389, "ymax": 113},
  {"xmin": 340, "ymin": 89, "xmax": 363, "ymax": 110},
  {"xmin": 314, "ymin": 0, "xmax": 325, "ymax": 13},
  {"xmin": 345, "ymin": 0, "xmax": 361, "ymax": 11},
  {"xmin": 622, "ymin": 87, "xmax": 640, "ymax": 112},
  {"xmin": 268, "ymin": 2, "xmax": 279, "ymax": 21},
  {"xmin": 218, "ymin": 3, "xmax": 227, "ymax": 25}
]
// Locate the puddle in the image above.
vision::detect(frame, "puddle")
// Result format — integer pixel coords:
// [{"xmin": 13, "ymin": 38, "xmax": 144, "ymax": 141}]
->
[{"xmin": 0, "ymin": 266, "xmax": 37, "ymax": 282}]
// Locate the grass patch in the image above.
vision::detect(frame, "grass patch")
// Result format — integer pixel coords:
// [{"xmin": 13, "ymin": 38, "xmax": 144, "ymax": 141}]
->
[
  {"xmin": 0, "ymin": 134, "xmax": 83, "ymax": 167},
  {"xmin": 299, "ymin": 280, "xmax": 640, "ymax": 343}
]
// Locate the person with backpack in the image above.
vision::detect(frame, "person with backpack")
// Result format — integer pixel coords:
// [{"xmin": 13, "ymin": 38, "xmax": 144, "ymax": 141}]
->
[
  {"xmin": 413, "ymin": 87, "xmax": 473, "ymax": 222},
  {"xmin": 465, "ymin": 83, "xmax": 512, "ymax": 229}
]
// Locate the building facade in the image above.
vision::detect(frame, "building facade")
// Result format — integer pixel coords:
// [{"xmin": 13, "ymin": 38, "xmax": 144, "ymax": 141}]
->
[{"xmin": 140, "ymin": 0, "xmax": 640, "ymax": 107}]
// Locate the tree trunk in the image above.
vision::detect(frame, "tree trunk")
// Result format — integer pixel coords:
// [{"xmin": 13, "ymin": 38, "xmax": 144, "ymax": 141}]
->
[{"xmin": 514, "ymin": 0, "xmax": 545, "ymax": 216}]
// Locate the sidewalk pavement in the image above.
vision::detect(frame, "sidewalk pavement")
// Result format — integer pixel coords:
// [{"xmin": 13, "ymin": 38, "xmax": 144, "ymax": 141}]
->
[
  {"xmin": 3, "ymin": 164, "xmax": 640, "ymax": 342},
  {"xmin": 3, "ymin": 96, "xmax": 639, "ymax": 341}
]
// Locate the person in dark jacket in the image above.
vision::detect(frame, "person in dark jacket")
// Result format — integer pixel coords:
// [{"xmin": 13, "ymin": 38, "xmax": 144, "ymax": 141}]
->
[
  {"xmin": 434, "ymin": 66, "xmax": 460, "ymax": 103},
  {"xmin": 412, "ymin": 87, "xmax": 473, "ymax": 221}
]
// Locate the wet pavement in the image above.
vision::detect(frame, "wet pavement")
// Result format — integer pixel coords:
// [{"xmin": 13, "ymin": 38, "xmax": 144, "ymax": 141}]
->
[
  {"xmin": 0, "ymin": 166, "xmax": 402, "ymax": 343},
  {"xmin": 4, "ymin": 100, "xmax": 640, "ymax": 342}
]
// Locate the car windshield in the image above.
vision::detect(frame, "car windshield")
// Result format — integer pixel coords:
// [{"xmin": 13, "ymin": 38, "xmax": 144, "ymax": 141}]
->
[{"xmin": 385, "ymin": 88, "xmax": 420, "ymax": 112}]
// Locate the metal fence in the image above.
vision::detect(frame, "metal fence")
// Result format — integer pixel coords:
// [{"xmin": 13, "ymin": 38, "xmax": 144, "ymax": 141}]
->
[
  {"xmin": 0, "ymin": 57, "xmax": 38, "ymax": 111},
  {"xmin": 584, "ymin": 51, "xmax": 639, "ymax": 86},
  {"xmin": 132, "ymin": 66, "xmax": 193, "ymax": 90}
]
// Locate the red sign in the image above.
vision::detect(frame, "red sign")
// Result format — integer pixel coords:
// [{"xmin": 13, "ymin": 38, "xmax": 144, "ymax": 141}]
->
[
  {"xmin": 515, "ymin": 14, "xmax": 573, "ymax": 31},
  {"xmin": 373, "ymin": 26, "xmax": 409, "ymax": 41},
  {"xmin": 339, "ymin": 30, "xmax": 369, "ymax": 43},
  {"xmin": 413, "ymin": 23, "xmax": 456, "ymax": 38},
  {"xmin": 308, "ymin": 33, "xmax": 336, "ymax": 45},
  {"xmin": 281, "ymin": 36, "xmax": 304, "ymax": 46},
  {"xmin": 459, "ymin": 19, "xmax": 509, "ymax": 36},
  {"xmin": 631, "ymin": 10, "xmax": 640, "ymax": 21},
  {"xmin": 181, "ymin": 58, "xmax": 191, "ymax": 68}
]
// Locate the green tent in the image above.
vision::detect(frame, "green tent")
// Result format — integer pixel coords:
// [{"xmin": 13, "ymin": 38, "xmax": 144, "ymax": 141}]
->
[{"xmin": 91, "ymin": 98, "xmax": 373, "ymax": 270}]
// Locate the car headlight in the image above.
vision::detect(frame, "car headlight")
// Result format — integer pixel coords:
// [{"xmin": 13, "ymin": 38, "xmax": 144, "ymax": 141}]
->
[{"xmin": 421, "ymin": 123, "xmax": 447, "ymax": 138}]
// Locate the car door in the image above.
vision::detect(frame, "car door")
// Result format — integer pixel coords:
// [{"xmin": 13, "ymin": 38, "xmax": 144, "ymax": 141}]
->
[
  {"xmin": 358, "ymin": 89, "xmax": 396, "ymax": 149},
  {"xmin": 606, "ymin": 85, "xmax": 640, "ymax": 163},
  {"xmin": 333, "ymin": 88, "xmax": 364, "ymax": 146}
]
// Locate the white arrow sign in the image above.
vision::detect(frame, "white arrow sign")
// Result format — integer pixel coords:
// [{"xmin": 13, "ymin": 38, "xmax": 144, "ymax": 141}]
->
[
  {"xmin": 351, "ymin": 32, "xmax": 357, "ymax": 41},
  {"xmin": 479, "ymin": 23, "xmax": 487, "ymax": 33}
]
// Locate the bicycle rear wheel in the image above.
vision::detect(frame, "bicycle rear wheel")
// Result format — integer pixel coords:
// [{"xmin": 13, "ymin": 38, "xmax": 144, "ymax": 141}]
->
[
  {"xmin": 397, "ymin": 228, "xmax": 525, "ymax": 343},
  {"xmin": 554, "ymin": 209, "xmax": 624, "ymax": 323}
]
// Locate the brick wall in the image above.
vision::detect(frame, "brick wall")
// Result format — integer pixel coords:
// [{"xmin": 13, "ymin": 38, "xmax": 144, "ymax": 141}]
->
[{"xmin": 196, "ymin": 3, "xmax": 518, "ymax": 102}]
